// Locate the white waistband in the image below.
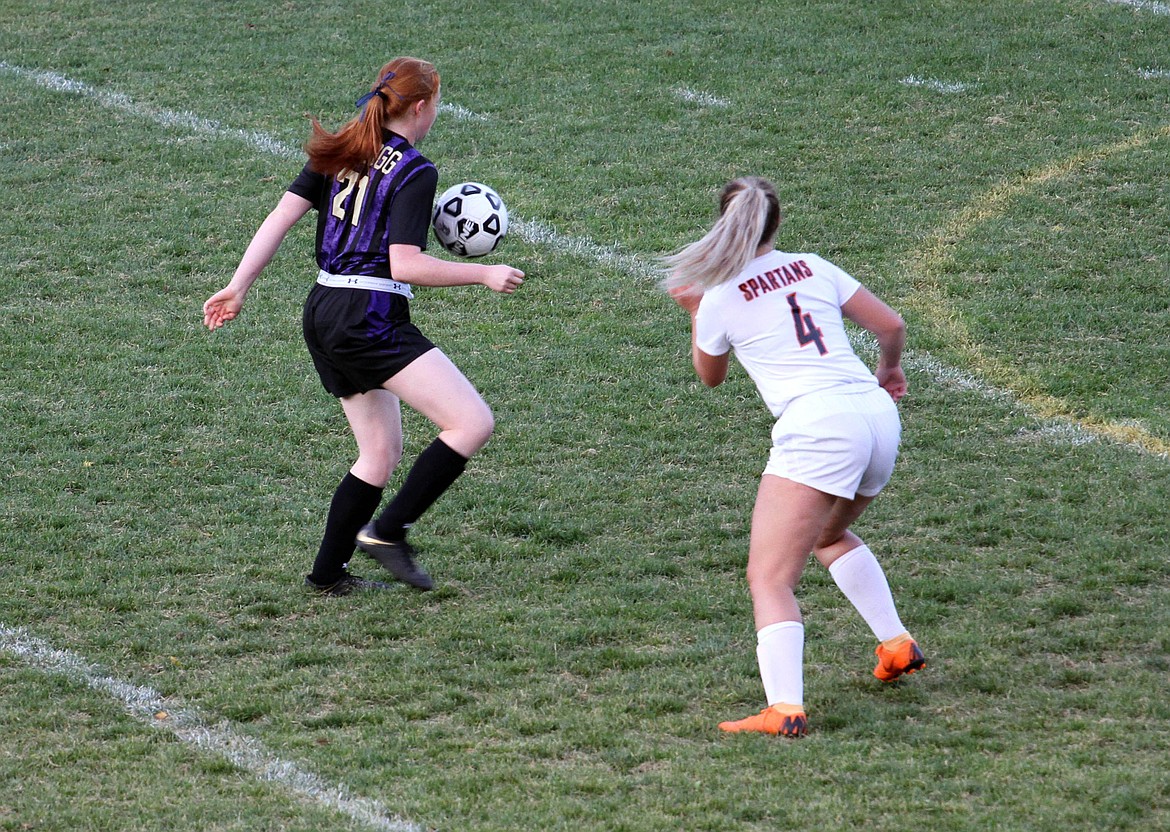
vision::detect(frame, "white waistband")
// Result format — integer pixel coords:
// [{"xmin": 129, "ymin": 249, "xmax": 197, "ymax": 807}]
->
[{"xmin": 316, "ymin": 270, "xmax": 414, "ymax": 299}]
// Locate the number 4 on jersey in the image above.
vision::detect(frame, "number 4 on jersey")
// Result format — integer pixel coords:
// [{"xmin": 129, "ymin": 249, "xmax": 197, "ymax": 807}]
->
[{"xmin": 787, "ymin": 293, "xmax": 827, "ymax": 355}]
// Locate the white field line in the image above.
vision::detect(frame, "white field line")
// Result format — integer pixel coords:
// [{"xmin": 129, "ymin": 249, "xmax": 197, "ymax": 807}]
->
[
  {"xmin": 439, "ymin": 101, "xmax": 490, "ymax": 121},
  {"xmin": 511, "ymin": 217, "xmax": 662, "ymax": 279},
  {"xmin": 847, "ymin": 332, "xmax": 1112, "ymax": 451},
  {"xmin": 1, "ymin": 61, "xmax": 302, "ymax": 159},
  {"xmin": 0, "ymin": 624, "xmax": 421, "ymax": 832},
  {"xmin": 2, "ymin": 59, "xmax": 1164, "ymax": 460},
  {"xmin": 900, "ymin": 75, "xmax": 974, "ymax": 94},
  {"xmin": 1105, "ymin": 0, "xmax": 1170, "ymax": 14},
  {"xmin": 903, "ymin": 353, "xmax": 1110, "ymax": 449},
  {"xmin": 1137, "ymin": 67, "xmax": 1170, "ymax": 79},
  {"xmin": 0, "ymin": 62, "xmax": 488, "ymax": 158},
  {"xmin": 673, "ymin": 87, "xmax": 731, "ymax": 107}
]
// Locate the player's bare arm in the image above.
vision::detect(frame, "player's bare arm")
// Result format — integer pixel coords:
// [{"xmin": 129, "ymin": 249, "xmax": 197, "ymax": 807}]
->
[
  {"xmin": 841, "ymin": 286, "xmax": 907, "ymax": 401},
  {"xmin": 388, "ymin": 244, "xmax": 524, "ymax": 294},
  {"xmin": 203, "ymin": 192, "xmax": 312, "ymax": 329}
]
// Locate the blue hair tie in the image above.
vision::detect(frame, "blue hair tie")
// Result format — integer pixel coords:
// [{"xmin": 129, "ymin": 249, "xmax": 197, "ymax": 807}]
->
[
  {"xmin": 355, "ymin": 89, "xmax": 387, "ymax": 109},
  {"xmin": 355, "ymin": 69, "xmax": 398, "ymax": 112}
]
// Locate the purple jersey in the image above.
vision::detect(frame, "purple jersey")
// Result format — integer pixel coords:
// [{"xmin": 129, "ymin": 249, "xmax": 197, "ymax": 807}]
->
[{"xmin": 289, "ymin": 131, "xmax": 437, "ymax": 279}]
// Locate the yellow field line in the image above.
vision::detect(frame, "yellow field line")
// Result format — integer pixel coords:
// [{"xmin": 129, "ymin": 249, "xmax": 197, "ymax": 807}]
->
[{"xmin": 903, "ymin": 125, "xmax": 1170, "ymax": 457}]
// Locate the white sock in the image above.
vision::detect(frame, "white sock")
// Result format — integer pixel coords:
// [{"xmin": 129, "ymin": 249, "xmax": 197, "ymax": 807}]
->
[
  {"xmin": 755, "ymin": 621, "xmax": 804, "ymax": 708},
  {"xmin": 828, "ymin": 544, "xmax": 906, "ymax": 643}
]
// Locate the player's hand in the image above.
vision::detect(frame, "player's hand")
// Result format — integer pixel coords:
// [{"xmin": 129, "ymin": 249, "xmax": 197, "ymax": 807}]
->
[
  {"xmin": 876, "ymin": 365, "xmax": 908, "ymax": 402},
  {"xmin": 668, "ymin": 284, "xmax": 701, "ymax": 315},
  {"xmin": 203, "ymin": 286, "xmax": 246, "ymax": 330},
  {"xmin": 482, "ymin": 265, "xmax": 525, "ymax": 294}
]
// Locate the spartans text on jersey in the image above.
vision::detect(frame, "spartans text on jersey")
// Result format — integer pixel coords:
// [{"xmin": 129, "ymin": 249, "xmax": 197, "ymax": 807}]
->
[{"xmin": 739, "ymin": 259, "xmax": 814, "ymax": 301}]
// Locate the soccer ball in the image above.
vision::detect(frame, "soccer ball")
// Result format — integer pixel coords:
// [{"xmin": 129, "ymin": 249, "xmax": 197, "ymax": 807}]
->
[{"xmin": 431, "ymin": 182, "xmax": 509, "ymax": 257}]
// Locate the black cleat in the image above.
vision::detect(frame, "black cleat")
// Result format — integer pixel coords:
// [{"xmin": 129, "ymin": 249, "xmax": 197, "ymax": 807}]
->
[
  {"xmin": 304, "ymin": 572, "xmax": 393, "ymax": 596},
  {"xmin": 355, "ymin": 524, "xmax": 434, "ymax": 590}
]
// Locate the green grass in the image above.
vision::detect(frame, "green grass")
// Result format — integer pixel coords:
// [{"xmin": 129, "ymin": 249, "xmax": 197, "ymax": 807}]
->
[{"xmin": 2, "ymin": 0, "xmax": 1169, "ymax": 830}]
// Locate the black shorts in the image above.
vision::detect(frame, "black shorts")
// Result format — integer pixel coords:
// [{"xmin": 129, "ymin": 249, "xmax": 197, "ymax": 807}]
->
[{"xmin": 302, "ymin": 283, "xmax": 436, "ymax": 398}]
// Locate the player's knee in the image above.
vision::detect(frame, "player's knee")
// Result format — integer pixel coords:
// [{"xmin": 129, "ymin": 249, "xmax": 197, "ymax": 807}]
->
[
  {"xmin": 813, "ymin": 530, "xmax": 847, "ymax": 554},
  {"xmin": 357, "ymin": 441, "xmax": 403, "ymax": 487},
  {"xmin": 443, "ymin": 402, "xmax": 494, "ymax": 457},
  {"xmin": 465, "ymin": 396, "xmax": 494, "ymax": 438},
  {"xmin": 745, "ymin": 554, "xmax": 804, "ymax": 599},
  {"xmin": 745, "ymin": 564, "xmax": 783, "ymax": 597},
  {"xmin": 468, "ymin": 406, "xmax": 495, "ymax": 451}
]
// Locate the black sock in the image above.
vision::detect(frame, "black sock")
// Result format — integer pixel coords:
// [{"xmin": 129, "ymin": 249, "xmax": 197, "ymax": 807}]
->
[
  {"xmin": 373, "ymin": 438, "xmax": 468, "ymax": 540},
  {"xmin": 307, "ymin": 472, "xmax": 383, "ymax": 584}
]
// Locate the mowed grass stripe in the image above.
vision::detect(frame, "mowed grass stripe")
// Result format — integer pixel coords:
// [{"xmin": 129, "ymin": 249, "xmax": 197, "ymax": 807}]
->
[{"xmin": 4, "ymin": 58, "xmax": 1160, "ymax": 463}]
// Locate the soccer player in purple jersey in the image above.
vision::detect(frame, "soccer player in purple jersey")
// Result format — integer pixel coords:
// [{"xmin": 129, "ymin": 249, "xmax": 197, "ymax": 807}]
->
[{"xmin": 204, "ymin": 57, "xmax": 524, "ymax": 595}]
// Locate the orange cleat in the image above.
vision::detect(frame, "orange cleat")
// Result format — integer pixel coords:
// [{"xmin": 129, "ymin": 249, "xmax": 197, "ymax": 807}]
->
[
  {"xmin": 718, "ymin": 704, "xmax": 808, "ymax": 737},
  {"xmin": 873, "ymin": 633, "xmax": 926, "ymax": 682}
]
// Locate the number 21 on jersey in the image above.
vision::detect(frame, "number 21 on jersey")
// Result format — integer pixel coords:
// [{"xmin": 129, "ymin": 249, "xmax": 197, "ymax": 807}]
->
[
  {"xmin": 330, "ymin": 147, "xmax": 402, "ymax": 227},
  {"xmin": 331, "ymin": 169, "xmax": 369, "ymax": 227}
]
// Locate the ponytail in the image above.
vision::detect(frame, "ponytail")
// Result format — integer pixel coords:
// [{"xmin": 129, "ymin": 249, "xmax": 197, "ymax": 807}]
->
[
  {"xmin": 662, "ymin": 177, "xmax": 782, "ymax": 293},
  {"xmin": 304, "ymin": 57, "xmax": 440, "ymax": 177}
]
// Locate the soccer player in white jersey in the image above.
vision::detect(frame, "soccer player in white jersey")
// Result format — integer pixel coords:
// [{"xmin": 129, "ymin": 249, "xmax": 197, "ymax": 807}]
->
[{"xmin": 665, "ymin": 177, "xmax": 924, "ymax": 737}]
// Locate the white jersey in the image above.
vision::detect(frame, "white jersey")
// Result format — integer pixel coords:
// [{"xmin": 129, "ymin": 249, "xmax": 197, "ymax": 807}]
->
[{"xmin": 694, "ymin": 250, "xmax": 879, "ymax": 418}]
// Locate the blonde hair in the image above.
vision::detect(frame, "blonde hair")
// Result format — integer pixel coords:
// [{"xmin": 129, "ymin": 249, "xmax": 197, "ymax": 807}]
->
[
  {"xmin": 304, "ymin": 57, "xmax": 440, "ymax": 177},
  {"xmin": 662, "ymin": 177, "xmax": 782, "ymax": 293}
]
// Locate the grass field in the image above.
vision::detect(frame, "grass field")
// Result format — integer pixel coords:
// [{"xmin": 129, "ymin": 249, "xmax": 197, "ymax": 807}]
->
[{"xmin": 2, "ymin": 1, "xmax": 1168, "ymax": 830}]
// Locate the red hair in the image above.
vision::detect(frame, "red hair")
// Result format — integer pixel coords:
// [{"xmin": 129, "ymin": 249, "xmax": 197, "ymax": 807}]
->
[{"xmin": 304, "ymin": 57, "xmax": 440, "ymax": 176}]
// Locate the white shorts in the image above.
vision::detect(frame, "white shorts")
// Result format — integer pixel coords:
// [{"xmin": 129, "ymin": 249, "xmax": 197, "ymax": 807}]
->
[{"xmin": 765, "ymin": 386, "xmax": 901, "ymax": 499}]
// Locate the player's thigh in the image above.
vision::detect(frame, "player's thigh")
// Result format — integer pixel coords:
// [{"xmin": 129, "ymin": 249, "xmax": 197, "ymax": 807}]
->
[
  {"xmin": 341, "ymin": 389, "xmax": 403, "ymax": 456},
  {"xmin": 338, "ymin": 390, "xmax": 404, "ymax": 487},
  {"xmin": 748, "ymin": 475, "xmax": 836, "ymax": 588},
  {"xmin": 381, "ymin": 348, "xmax": 492, "ymax": 432}
]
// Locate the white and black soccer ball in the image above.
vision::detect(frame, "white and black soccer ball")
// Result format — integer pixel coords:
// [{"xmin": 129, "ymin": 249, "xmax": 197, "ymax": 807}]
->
[{"xmin": 431, "ymin": 182, "xmax": 509, "ymax": 258}]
